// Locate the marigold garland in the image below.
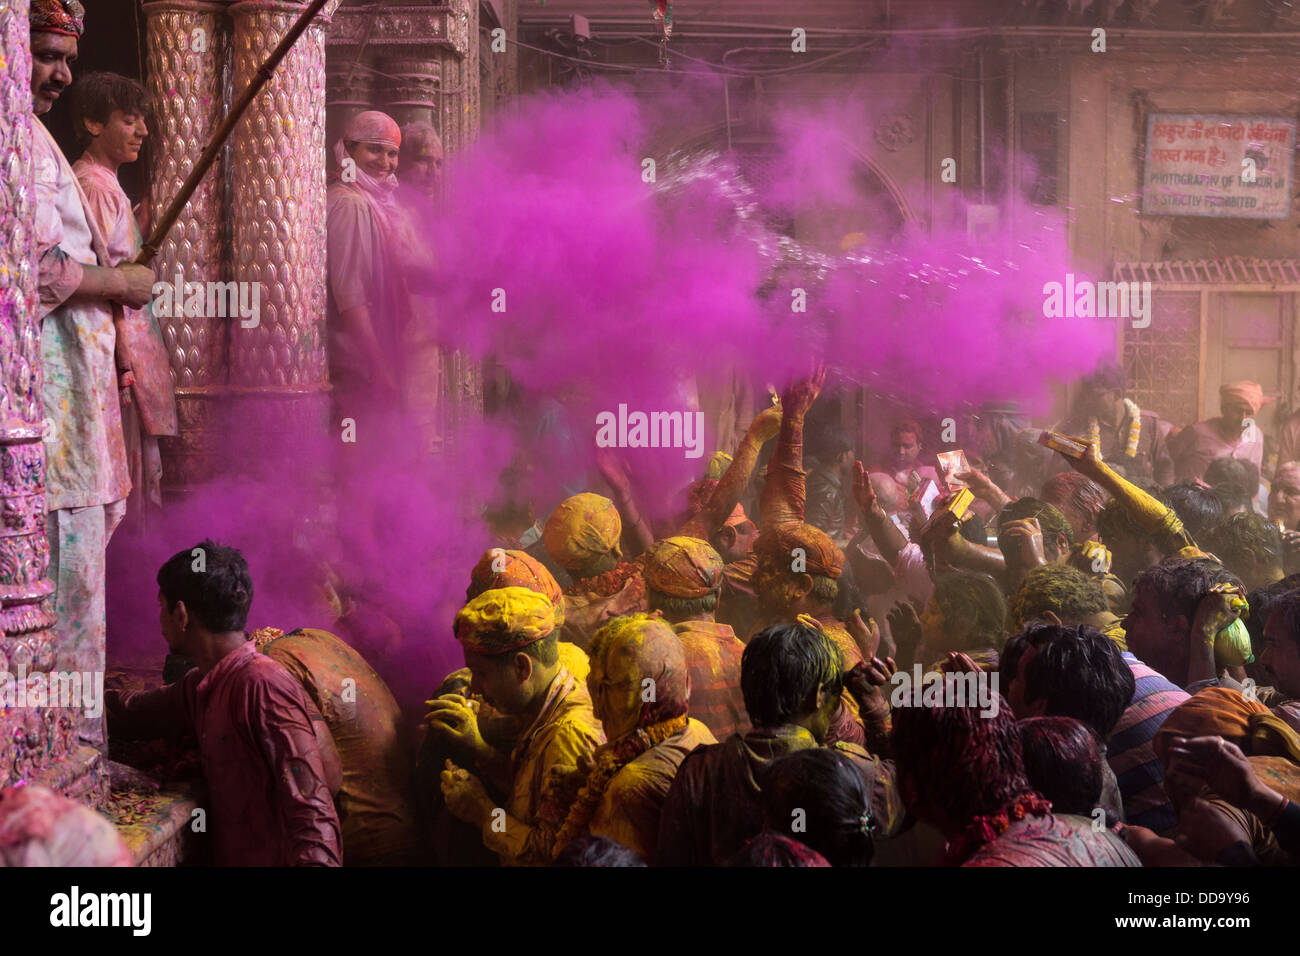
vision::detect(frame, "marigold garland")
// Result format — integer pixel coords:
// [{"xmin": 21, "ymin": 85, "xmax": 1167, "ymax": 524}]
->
[
  {"xmin": 552, "ymin": 714, "xmax": 689, "ymax": 857},
  {"xmin": 939, "ymin": 791, "xmax": 1053, "ymax": 866}
]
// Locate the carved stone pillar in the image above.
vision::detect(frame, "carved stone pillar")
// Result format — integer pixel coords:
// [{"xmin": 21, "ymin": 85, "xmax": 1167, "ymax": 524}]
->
[
  {"xmin": 327, "ymin": 1, "xmax": 479, "ymax": 154},
  {"xmin": 227, "ymin": 0, "xmax": 338, "ymax": 472},
  {"xmin": 0, "ymin": 0, "xmax": 103, "ymax": 805},
  {"xmin": 144, "ymin": 1, "xmax": 231, "ymax": 494}
]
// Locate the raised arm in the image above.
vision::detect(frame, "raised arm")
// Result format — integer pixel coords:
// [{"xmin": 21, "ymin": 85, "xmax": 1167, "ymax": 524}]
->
[
  {"xmin": 760, "ymin": 366, "xmax": 826, "ymax": 529},
  {"xmin": 679, "ymin": 404, "xmax": 781, "ymax": 539}
]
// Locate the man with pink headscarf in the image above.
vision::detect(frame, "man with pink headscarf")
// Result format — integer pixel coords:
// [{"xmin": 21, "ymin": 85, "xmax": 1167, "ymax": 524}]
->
[
  {"xmin": 1168, "ymin": 382, "xmax": 1270, "ymax": 484},
  {"xmin": 327, "ymin": 110, "xmax": 433, "ymax": 429}
]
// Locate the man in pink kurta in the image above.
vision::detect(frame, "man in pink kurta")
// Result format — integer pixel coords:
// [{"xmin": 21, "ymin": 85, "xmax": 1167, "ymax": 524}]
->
[
  {"xmin": 1168, "ymin": 381, "xmax": 1269, "ymax": 484},
  {"xmin": 30, "ymin": 2, "xmax": 155, "ymax": 747}
]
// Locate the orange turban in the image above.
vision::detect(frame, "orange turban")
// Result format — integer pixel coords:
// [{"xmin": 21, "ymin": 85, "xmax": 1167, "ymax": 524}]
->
[
  {"xmin": 542, "ymin": 493, "xmax": 622, "ymax": 571},
  {"xmin": 755, "ymin": 522, "xmax": 845, "ymax": 579},
  {"xmin": 343, "ymin": 110, "xmax": 402, "ymax": 149},
  {"xmin": 589, "ymin": 613, "xmax": 690, "ymax": 726},
  {"xmin": 454, "ymin": 587, "xmax": 557, "ymax": 656},
  {"xmin": 1218, "ymin": 382, "xmax": 1272, "ymax": 417},
  {"xmin": 644, "ymin": 536, "xmax": 724, "ymax": 599},
  {"xmin": 468, "ymin": 548, "xmax": 562, "ymax": 604}
]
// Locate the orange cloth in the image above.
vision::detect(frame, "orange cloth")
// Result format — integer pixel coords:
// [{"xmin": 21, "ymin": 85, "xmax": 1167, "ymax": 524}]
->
[
  {"xmin": 454, "ymin": 587, "xmax": 557, "ymax": 655},
  {"xmin": 755, "ymin": 522, "xmax": 845, "ymax": 579},
  {"xmin": 644, "ymin": 536, "xmax": 724, "ymax": 599},
  {"xmin": 1152, "ymin": 687, "xmax": 1267, "ymax": 764},
  {"xmin": 543, "ymin": 493, "xmax": 622, "ymax": 571}
]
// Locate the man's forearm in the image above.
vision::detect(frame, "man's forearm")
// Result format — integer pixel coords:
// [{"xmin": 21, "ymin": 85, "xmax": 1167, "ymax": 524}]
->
[
  {"xmin": 863, "ymin": 504, "xmax": 907, "ymax": 563},
  {"xmin": 760, "ymin": 406, "xmax": 807, "ymax": 528}
]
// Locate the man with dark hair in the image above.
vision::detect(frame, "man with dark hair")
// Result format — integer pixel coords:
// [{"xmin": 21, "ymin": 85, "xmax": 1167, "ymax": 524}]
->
[
  {"xmin": 999, "ymin": 622, "xmax": 1133, "ymax": 822},
  {"xmin": 1203, "ymin": 457, "xmax": 1260, "ymax": 516},
  {"xmin": 997, "ymin": 497, "xmax": 1073, "ymax": 593},
  {"xmin": 1164, "ymin": 481, "xmax": 1225, "ymax": 542},
  {"xmin": 69, "ymin": 70, "xmax": 177, "ymax": 530},
  {"xmin": 644, "ymin": 536, "xmax": 748, "ymax": 740},
  {"xmin": 1204, "ymin": 512, "xmax": 1285, "ymax": 593},
  {"xmin": 1126, "ymin": 557, "xmax": 1245, "ymax": 691},
  {"xmin": 891, "ymin": 698, "xmax": 1139, "ymax": 866},
  {"xmin": 30, "ymin": 0, "xmax": 156, "ymax": 748},
  {"xmin": 1017, "ymin": 717, "xmax": 1110, "ymax": 819},
  {"xmin": 874, "ymin": 418, "xmax": 940, "ymax": 490},
  {"xmin": 1096, "ymin": 492, "xmax": 1174, "ymax": 591},
  {"xmin": 760, "ymin": 747, "xmax": 876, "ymax": 866},
  {"xmin": 1050, "ymin": 363, "xmax": 1174, "ymax": 486},
  {"xmin": 426, "ymin": 587, "xmax": 604, "ymax": 865},
  {"xmin": 1260, "ymin": 590, "xmax": 1300, "ymax": 704},
  {"xmin": 804, "ymin": 421, "xmax": 854, "ymax": 541},
  {"xmin": 1040, "ymin": 472, "xmax": 1108, "ymax": 543},
  {"xmin": 106, "ymin": 541, "xmax": 342, "ymax": 865},
  {"xmin": 655, "ymin": 622, "xmax": 904, "ymax": 866}
]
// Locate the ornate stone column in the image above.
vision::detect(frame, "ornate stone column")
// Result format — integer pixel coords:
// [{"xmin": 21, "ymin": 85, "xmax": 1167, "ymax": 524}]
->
[
  {"xmin": 227, "ymin": 0, "xmax": 339, "ymax": 471},
  {"xmin": 0, "ymin": 0, "xmax": 103, "ymax": 805},
  {"xmin": 144, "ymin": 1, "xmax": 231, "ymax": 494}
]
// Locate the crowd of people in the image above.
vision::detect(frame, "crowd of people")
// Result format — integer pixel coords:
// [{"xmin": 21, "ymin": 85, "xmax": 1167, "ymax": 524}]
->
[{"xmin": 6, "ymin": 0, "xmax": 1300, "ymax": 869}]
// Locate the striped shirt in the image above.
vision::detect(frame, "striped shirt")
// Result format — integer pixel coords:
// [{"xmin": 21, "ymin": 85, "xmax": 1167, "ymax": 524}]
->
[{"xmin": 1106, "ymin": 653, "xmax": 1189, "ymax": 835}]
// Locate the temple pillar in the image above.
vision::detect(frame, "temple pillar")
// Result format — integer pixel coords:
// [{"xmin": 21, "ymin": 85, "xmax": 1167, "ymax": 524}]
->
[
  {"xmin": 0, "ymin": 0, "xmax": 104, "ymax": 805},
  {"xmin": 144, "ymin": 0, "xmax": 231, "ymax": 495},
  {"xmin": 226, "ymin": 0, "xmax": 339, "ymax": 473}
]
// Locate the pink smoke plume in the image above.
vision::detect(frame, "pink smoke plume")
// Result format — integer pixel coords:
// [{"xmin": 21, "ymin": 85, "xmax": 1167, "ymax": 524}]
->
[{"xmin": 108, "ymin": 82, "xmax": 1116, "ymax": 715}]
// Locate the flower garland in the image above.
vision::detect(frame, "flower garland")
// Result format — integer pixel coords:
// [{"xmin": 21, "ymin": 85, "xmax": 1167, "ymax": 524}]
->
[
  {"xmin": 1087, "ymin": 398, "xmax": 1142, "ymax": 461},
  {"xmin": 939, "ymin": 791, "xmax": 1053, "ymax": 866},
  {"xmin": 552, "ymin": 714, "xmax": 689, "ymax": 857},
  {"xmin": 567, "ymin": 556, "xmax": 645, "ymax": 599}
]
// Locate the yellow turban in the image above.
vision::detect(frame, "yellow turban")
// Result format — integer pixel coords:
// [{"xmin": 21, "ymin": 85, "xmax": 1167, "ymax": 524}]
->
[
  {"xmin": 454, "ymin": 587, "xmax": 557, "ymax": 655},
  {"xmin": 542, "ymin": 493, "xmax": 622, "ymax": 571}
]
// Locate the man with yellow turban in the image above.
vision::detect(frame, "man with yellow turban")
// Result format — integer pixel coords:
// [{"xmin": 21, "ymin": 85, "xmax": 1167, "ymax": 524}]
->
[
  {"xmin": 644, "ymin": 536, "xmax": 749, "ymax": 740},
  {"xmin": 551, "ymin": 614, "xmax": 716, "ymax": 863},
  {"xmin": 426, "ymin": 587, "xmax": 604, "ymax": 866},
  {"xmin": 543, "ymin": 492, "xmax": 649, "ymax": 649},
  {"xmin": 1169, "ymin": 381, "xmax": 1271, "ymax": 484}
]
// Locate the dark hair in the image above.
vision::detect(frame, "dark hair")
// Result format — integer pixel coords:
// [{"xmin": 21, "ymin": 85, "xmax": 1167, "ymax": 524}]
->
[
  {"xmin": 647, "ymin": 589, "xmax": 718, "ymax": 621},
  {"xmin": 552, "ymin": 836, "xmax": 645, "ymax": 867},
  {"xmin": 514, "ymin": 632, "xmax": 559, "ymax": 668},
  {"xmin": 892, "ymin": 698, "xmax": 1028, "ymax": 824},
  {"xmin": 1203, "ymin": 457, "xmax": 1259, "ymax": 511},
  {"xmin": 809, "ymin": 573, "xmax": 838, "ymax": 606},
  {"xmin": 1134, "ymin": 557, "xmax": 1242, "ymax": 627},
  {"xmin": 156, "ymin": 540, "xmax": 253, "ymax": 633},
  {"xmin": 1040, "ymin": 473, "xmax": 1108, "ymax": 524},
  {"xmin": 725, "ymin": 831, "xmax": 830, "ymax": 867},
  {"xmin": 1017, "ymin": 716, "xmax": 1106, "ymax": 816},
  {"xmin": 933, "ymin": 571, "xmax": 1007, "ymax": 651},
  {"xmin": 1204, "ymin": 512, "xmax": 1282, "ymax": 578},
  {"xmin": 998, "ymin": 497, "xmax": 1074, "ymax": 561},
  {"xmin": 761, "ymin": 748, "xmax": 874, "ymax": 866},
  {"xmin": 1266, "ymin": 589, "xmax": 1300, "ymax": 654},
  {"xmin": 1163, "ymin": 482, "xmax": 1224, "ymax": 541},
  {"xmin": 69, "ymin": 71, "xmax": 151, "ymax": 150},
  {"xmin": 1082, "ymin": 361, "xmax": 1126, "ymax": 395},
  {"xmin": 1245, "ymin": 574, "xmax": 1300, "ymax": 649},
  {"xmin": 998, "ymin": 623, "xmax": 1135, "ymax": 738},
  {"xmin": 1008, "ymin": 564, "xmax": 1108, "ymax": 631},
  {"xmin": 807, "ymin": 422, "xmax": 852, "ymax": 462},
  {"xmin": 740, "ymin": 623, "xmax": 843, "ymax": 729}
]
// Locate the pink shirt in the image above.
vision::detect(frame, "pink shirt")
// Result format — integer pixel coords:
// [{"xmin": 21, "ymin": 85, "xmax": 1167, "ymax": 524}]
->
[{"xmin": 1168, "ymin": 419, "xmax": 1264, "ymax": 483}]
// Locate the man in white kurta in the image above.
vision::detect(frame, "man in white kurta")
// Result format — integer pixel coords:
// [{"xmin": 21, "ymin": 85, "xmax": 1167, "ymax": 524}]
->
[{"xmin": 30, "ymin": 0, "xmax": 155, "ymax": 746}]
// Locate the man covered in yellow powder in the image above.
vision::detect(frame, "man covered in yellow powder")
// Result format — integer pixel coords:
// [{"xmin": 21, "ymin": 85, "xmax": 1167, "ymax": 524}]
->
[
  {"xmin": 543, "ymin": 492, "xmax": 649, "ymax": 650},
  {"xmin": 644, "ymin": 536, "xmax": 749, "ymax": 740},
  {"xmin": 416, "ymin": 548, "xmax": 593, "ymax": 863},
  {"xmin": 551, "ymin": 614, "xmax": 716, "ymax": 863},
  {"xmin": 426, "ymin": 588, "xmax": 604, "ymax": 866}
]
